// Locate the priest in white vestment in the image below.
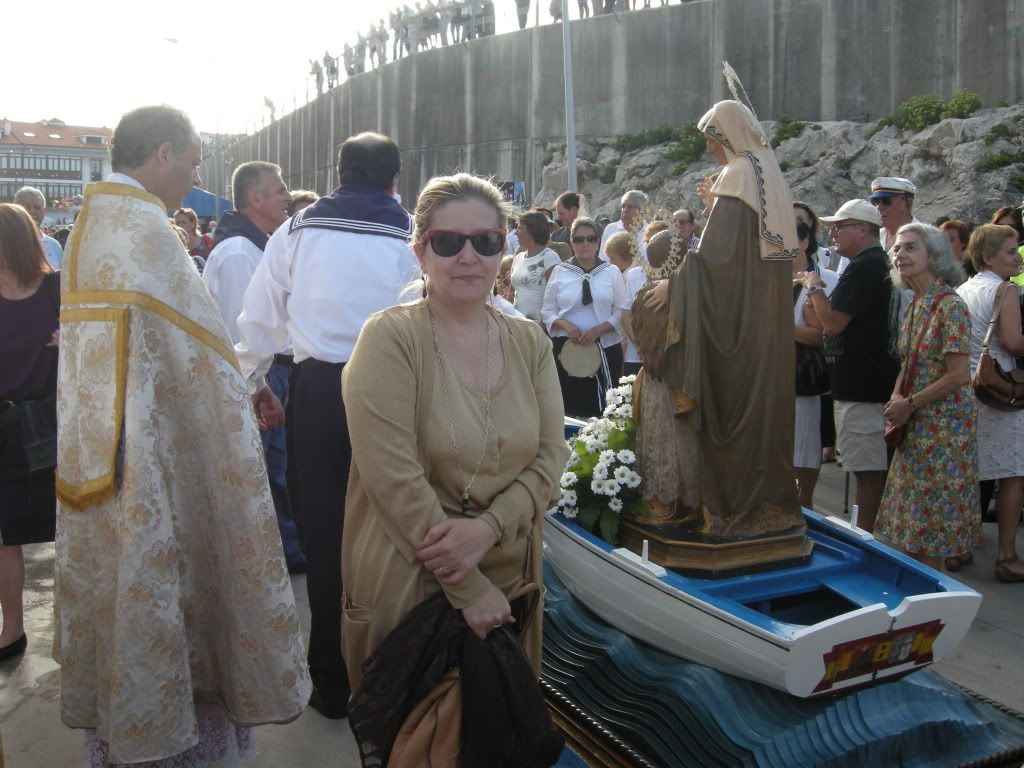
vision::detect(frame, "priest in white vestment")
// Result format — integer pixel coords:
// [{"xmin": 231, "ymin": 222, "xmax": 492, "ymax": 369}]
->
[{"xmin": 53, "ymin": 105, "xmax": 310, "ymax": 766}]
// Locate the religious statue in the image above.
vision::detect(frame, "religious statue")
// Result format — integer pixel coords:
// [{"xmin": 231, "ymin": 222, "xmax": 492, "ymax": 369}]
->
[{"xmin": 623, "ymin": 98, "xmax": 811, "ymax": 574}]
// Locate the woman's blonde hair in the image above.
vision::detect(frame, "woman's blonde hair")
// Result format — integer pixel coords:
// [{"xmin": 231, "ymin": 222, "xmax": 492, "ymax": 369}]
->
[
  {"xmin": 966, "ymin": 223, "xmax": 1018, "ymax": 273},
  {"xmin": 412, "ymin": 173, "xmax": 514, "ymax": 246},
  {"xmin": 604, "ymin": 231, "xmax": 634, "ymax": 261}
]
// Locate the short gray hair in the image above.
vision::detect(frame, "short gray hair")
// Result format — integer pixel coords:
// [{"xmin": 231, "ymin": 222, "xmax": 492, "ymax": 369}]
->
[
  {"xmin": 231, "ymin": 161, "xmax": 282, "ymax": 210},
  {"xmin": 622, "ymin": 190, "xmax": 649, "ymax": 208},
  {"xmin": 14, "ymin": 186, "xmax": 45, "ymax": 207},
  {"xmin": 890, "ymin": 222, "xmax": 966, "ymax": 288}
]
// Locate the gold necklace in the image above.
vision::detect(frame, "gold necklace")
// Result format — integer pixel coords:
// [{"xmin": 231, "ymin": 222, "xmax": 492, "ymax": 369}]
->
[{"xmin": 428, "ymin": 307, "xmax": 494, "ymax": 515}]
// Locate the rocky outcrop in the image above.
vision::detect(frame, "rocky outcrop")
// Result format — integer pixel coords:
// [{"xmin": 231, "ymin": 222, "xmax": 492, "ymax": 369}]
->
[{"xmin": 535, "ymin": 105, "xmax": 1024, "ymax": 225}]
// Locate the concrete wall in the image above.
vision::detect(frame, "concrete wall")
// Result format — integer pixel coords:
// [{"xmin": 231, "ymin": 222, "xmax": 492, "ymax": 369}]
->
[{"xmin": 202, "ymin": 0, "xmax": 1024, "ymax": 204}]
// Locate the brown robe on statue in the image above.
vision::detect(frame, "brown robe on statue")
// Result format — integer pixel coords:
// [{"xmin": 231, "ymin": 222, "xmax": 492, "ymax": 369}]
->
[{"xmin": 661, "ymin": 196, "xmax": 802, "ymax": 539}]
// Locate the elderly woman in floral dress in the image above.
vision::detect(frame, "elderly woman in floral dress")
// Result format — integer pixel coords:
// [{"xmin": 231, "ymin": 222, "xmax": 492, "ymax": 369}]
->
[{"xmin": 875, "ymin": 223, "xmax": 978, "ymax": 571}]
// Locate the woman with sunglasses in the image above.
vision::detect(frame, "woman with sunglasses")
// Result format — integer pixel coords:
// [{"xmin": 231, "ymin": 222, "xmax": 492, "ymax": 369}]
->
[
  {"xmin": 341, "ymin": 174, "xmax": 567, "ymax": 713},
  {"xmin": 542, "ymin": 216, "xmax": 627, "ymax": 418}
]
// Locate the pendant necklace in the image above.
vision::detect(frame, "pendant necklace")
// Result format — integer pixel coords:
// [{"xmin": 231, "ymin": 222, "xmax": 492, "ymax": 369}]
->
[{"xmin": 429, "ymin": 307, "xmax": 495, "ymax": 515}]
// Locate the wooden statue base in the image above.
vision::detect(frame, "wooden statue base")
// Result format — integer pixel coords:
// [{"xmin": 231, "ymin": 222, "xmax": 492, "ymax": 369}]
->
[{"xmin": 619, "ymin": 519, "xmax": 814, "ymax": 579}]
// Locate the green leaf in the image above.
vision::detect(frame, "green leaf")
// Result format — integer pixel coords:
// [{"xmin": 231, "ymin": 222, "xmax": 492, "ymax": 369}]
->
[
  {"xmin": 599, "ymin": 506, "xmax": 620, "ymax": 546},
  {"xmin": 577, "ymin": 506, "xmax": 601, "ymax": 531},
  {"xmin": 607, "ymin": 429, "xmax": 630, "ymax": 450}
]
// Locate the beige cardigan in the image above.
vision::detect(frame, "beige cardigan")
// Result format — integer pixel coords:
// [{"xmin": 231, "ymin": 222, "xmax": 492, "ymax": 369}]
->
[{"xmin": 341, "ymin": 300, "xmax": 567, "ymax": 688}]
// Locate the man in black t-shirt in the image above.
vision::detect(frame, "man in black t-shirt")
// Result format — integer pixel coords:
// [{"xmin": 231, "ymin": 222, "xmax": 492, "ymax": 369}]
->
[{"xmin": 796, "ymin": 200, "xmax": 900, "ymax": 532}]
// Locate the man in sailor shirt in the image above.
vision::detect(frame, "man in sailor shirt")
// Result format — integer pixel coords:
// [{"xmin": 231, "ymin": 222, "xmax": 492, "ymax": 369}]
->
[{"xmin": 235, "ymin": 132, "xmax": 417, "ymax": 719}]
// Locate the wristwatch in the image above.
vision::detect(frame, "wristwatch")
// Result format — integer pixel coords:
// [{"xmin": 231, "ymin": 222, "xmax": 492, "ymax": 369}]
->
[
  {"xmin": 908, "ymin": 394, "xmax": 916, "ymax": 410},
  {"xmin": 807, "ymin": 284, "xmax": 823, "ymax": 296}
]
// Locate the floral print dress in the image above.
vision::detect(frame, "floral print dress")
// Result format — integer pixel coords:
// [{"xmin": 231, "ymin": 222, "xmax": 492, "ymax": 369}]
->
[{"xmin": 877, "ymin": 282, "xmax": 981, "ymax": 558}]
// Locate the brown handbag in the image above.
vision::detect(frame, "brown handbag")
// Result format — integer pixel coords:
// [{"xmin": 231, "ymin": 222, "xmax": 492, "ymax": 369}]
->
[{"xmin": 974, "ymin": 281, "xmax": 1024, "ymax": 411}]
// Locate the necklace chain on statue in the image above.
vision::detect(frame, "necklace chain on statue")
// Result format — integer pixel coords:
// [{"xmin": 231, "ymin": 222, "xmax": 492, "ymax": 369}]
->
[{"xmin": 429, "ymin": 308, "xmax": 496, "ymax": 515}]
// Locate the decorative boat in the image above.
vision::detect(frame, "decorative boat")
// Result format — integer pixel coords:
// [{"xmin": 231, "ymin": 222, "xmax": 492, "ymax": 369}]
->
[{"xmin": 543, "ymin": 423, "xmax": 982, "ymax": 699}]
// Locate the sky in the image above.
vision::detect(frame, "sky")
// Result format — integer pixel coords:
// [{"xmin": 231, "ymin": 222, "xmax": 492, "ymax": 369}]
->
[{"xmin": 4, "ymin": 0, "xmax": 563, "ymax": 135}]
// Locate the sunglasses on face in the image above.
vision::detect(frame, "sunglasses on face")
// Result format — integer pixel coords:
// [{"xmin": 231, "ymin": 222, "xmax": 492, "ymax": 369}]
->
[
  {"xmin": 871, "ymin": 196, "xmax": 904, "ymax": 208},
  {"xmin": 572, "ymin": 234, "xmax": 599, "ymax": 244},
  {"xmin": 420, "ymin": 228, "xmax": 506, "ymax": 258}
]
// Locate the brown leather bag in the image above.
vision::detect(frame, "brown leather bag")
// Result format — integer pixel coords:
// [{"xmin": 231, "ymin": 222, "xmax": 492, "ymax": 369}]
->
[{"xmin": 974, "ymin": 282, "xmax": 1024, "ymax": 411}]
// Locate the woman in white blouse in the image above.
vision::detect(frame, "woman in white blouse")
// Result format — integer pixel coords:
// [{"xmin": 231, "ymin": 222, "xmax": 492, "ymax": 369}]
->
[
  {"xmin": 510, "ymin": 211, "xmax": 562, "ymax": 323},
  {"xmin": 542, "ymin": 216, "xmax": 627, "ymax": 418}
]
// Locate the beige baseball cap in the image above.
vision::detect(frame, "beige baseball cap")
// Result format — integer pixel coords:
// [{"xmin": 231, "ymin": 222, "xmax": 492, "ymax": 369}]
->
[{"xmin": 819, "ymin": 199, "xmax": 882, "ymax": 226}]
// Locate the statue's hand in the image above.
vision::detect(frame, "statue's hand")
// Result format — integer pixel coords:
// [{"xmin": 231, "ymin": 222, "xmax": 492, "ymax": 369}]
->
[{"xmin": 644, "ymin": 279, "xmax": 670, "ymax": 312}]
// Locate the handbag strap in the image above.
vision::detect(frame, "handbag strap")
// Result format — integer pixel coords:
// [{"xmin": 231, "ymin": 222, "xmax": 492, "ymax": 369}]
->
[
  {"xmin": 901, "ymin": 289, "xmax": 955, "ymax": 397},
  {"xmin": 980, "ymin": 281, "xmax": 1010, "ymax": 357}
]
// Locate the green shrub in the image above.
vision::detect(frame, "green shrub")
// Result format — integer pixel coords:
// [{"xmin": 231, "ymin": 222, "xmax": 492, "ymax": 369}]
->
[
  {"xmin": 1011, "ymin": 172, "xmax": 1024, "ymax": 190},
  {"xmin": 663, "ymin": 121, "xmax": 705, "ymax": 168},
  {"xmin": 870, "ymin": 91, "xmax": 983, "ymax": 135},
  {"xmin": 838, "ymin": 156, "xmax": 853, "ymax": 173},
  {"xmin": 779, "ymin": 160, "xmax": 791, "ymax": 172},
  {"xmin": 984, "ymin": 123, "xmax": 1017, "ymax": 145},
  {"xmin": 941, "ymin": 91, "xmax": 983, "ymax": 120},
  {"xmin": 810, "ymin": 124, "xmax": 823, "ymax": 131},
  {"xmin": 599, "ymin": 164, "xmax": 618, "ymax": 184},
  {"xmin": 615, "ymin": 124, "xmax": 674, "ymax": 152},
  {"xmin": 976, "ymin": 151, "xmax": 1024, "ymax": 173},
  {"xmin": 771, "ymin": 115, "xmax": 806, "ymax": 148}
]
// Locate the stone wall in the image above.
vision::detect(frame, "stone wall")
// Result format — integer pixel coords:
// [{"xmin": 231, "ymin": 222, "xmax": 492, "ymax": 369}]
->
[{"xmin": 201, "ymin": 0, "xmax": 1024, "ymax": 204}]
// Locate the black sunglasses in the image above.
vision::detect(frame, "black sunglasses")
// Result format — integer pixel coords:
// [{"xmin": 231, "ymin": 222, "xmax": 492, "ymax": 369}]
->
[
  {"xmin": 420, "ymin": 228, "xmax": 506, "ymax": 257},
  {"xmin": 572, "ymin": 234, "xmax": 599, "ymax": 244}
]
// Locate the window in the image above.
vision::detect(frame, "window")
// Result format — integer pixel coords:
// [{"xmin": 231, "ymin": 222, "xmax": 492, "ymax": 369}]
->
[
  {"xmin": 49, "ymin": 134, "xmax": 61, "ymax": 139},
  {"xmin": 23, "ymin": 131, "xmax": 35, "ymax": 138},
  {"xmin": 48, "ymin": 157, "xmax": 57, "ymax": 170}
]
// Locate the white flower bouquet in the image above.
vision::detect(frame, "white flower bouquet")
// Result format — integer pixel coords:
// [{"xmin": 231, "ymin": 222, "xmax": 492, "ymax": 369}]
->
[{"xmin": 557, "ymin": 375, "xmax": 642, "ymax": 545}]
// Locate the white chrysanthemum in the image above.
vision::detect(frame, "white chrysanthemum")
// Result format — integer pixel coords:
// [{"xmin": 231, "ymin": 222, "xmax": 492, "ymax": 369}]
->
[
  {"xmin": 559, "ymin": 489, "xmax": 578, "ymax": 507},
  {"xmin": 591, "ymin": 478, "xmax": 606, "ymax": 495},
  {"xmin": 599, "ymin": 449, "xmax": 616, "ymax": 464},
  {"xmin": 600, "ymin": 478, "xmax": 621, "ymax": 496},
  {"xmin": 613, "ymin": 465, "xmax": 632, "ymax": 483},
  {"xmin": 617, "ymin": 449, "xmax": 636, "ymax": 464},
  {"xmin": 566, "ymin": 452, "xmax": 581, "ymax": 468},
  {"xmin": 561, "ymin": 504, "xmax": 579, "ymax": 519},
  {"xmin": 560, "ymin": 472, "xmax": 578, "ymax": 488},
  {"xmin": 619, "ymin": 374, "xmax": 637, "ymax": 385},
  {"xmin": 616, "ymin": 403, "xmax": 632, "ymax": 418},
  {"xmin": 624, "ymin": 470, "xmax": 642, "ymax": 489},
  {"xmin": 592, "ymin": 462, "xmax": 608, "ymax": 481},
  {"xmin": 608, "ymin": 497, "xmax": 623, "ymax": 513}
]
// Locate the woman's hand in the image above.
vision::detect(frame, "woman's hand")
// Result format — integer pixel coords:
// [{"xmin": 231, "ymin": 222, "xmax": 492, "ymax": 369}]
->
[
  {"xmin": 417, "ymin": 517, "xmax": 498, "ymax": 586},
  {"xmin": 644, "ymin": 279, "xmax": 670, "ymax": 312},
  {"xmin": 462, "ymin": 585, "xmax": 514, "ymax": 640},
  {"xmin": 46, "ymin": 329, "xmax": 60, "ymax": 347},
  {"xmin": 579, "ymin": 322, "xmax": 611, "ymax": 346},
  {"xmin": 793, "ymin": 271, "xmax": 825, "ymax": 291},
  {"xmin": 884, "ymin": 395, "xmax": 912, "ymax": 427},
  {"xmin": 553, "ymin": 318, "xmax": 583, "ymax": 343}
]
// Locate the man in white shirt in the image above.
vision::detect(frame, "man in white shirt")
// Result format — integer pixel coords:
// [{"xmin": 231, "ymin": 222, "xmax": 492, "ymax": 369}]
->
[
  {"xmin": 235, "ymin": 132, "xmax": 416, "ymax": 719},
  {"xmin": 599, "ymin": 189, "xmax": 649, "ymax": 264},
  {"xmin": 870, "ymin": 176, "xmax": 920, "ymax": 253},
  {"xmin": 203, "ymin": 161, "xmax": 304, "ymax": 574},
  {"xmin": 671, "ymin": 207, "xmax": 702, "ymax": 251},
  {"xmin": 15, "ymin": 186, "xmax": 63, "ymax": 269}
]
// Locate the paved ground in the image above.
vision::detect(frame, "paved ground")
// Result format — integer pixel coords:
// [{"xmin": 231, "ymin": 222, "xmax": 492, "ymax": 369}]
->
[{"xmin": 1, "ymin": 460, "xmax": 1022, "ymax": 766}]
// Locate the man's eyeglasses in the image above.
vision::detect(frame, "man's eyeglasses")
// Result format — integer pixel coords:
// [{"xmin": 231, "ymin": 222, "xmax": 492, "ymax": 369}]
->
[
  {"xmin": 871, "ymin": 196, "xmax": 905, "ymax": 208},
  {"xmin": 420, "ymin": 228, "xmax": 506, "ymax": 257},
  {"xmin": 830, "ymin": 221, "xmax": 862, "ymax": 231},
  {"xmin": 572, "ymin": 234, "xmax": 600, "ymax": 244}
]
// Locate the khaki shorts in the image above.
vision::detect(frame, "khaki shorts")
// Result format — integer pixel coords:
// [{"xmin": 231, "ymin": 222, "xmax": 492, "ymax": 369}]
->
[{"xmin": 834, "ymin": 400, "xmax": 888, "ymax": 473}]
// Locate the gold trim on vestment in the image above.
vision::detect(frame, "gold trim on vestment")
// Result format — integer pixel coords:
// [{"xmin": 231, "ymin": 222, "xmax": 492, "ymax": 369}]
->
[
  {"xmin": 64, "ymin": 290, "xmax": 240, "ymax": 373},
  {"xmin": 56, "ymin": 306, "xmax": 129, "ymax": 510}
]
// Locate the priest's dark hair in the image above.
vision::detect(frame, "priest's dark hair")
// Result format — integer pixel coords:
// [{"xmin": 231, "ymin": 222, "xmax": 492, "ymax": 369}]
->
[
  {"xmin": 110, "ymin": 105, "xmax": 197, "ymax": 171},
  {"xmin": 336, "ymin": 132, "xmax": 401, "ymax": 191}
]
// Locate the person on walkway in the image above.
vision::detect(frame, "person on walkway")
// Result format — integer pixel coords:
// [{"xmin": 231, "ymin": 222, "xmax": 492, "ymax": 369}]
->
[
  {"xmin": 53, "ymin": 104, "xmax": 310, "ymax": 766},
  {"xmin": 0, "ymin": 203, "xmax": 59, "ymax": 662},
  {"xmin": 203, "ymin": 161, "xmax": 305, "ymax": 573},
  {"xmin": 14, "ymin": 187, "xmax": 63, "ymax": 269},
  {"xmin": 510, "ymin": 210, "xmax": 561, "ymax": 323},
  {"xmin": 874, "ymin": 224, "xmax": 979, "ymax": 571},
  {"xmin": 599, "ymin": 190, "xmax": 648, "ymax": 264},
  {"xmin": 800, "ymin": 199, "xmax": 901, "ymax": 532},
  {"xmin": 870, "ymin": 176, "xmax": 919, "ymax": 253},
  {"xmin": 606, "ymin": 230, "xmax": 647, "ymax": 377},
  {"xmin": 340, "ymin": 170, "xmax": 567, "ymax": 692},
  {"xmin": 235, "ymin": 131, "xmax": 417, "ymax": 718},
  {"xmin": 543, "ymin": 216, "xmax": 627, "ymax": 418},
  {"xmin": 957, "ymin": 223, "xmax": 1024, "ymax": 582}
]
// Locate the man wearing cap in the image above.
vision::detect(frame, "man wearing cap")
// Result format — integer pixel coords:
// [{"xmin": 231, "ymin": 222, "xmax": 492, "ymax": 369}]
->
[
  {"xmin": 795, "ymin": 199, "xmax": 901, "ymax": 532},
  {"xmin": 869, "ymin": 177, "xmax": 920, "ymax": 253}
]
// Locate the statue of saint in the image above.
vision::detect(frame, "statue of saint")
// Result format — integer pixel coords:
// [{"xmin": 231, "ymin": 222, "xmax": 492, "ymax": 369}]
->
[{"xmin": 634, "ymin": 100, "xmax": 805, "ymax": 553}]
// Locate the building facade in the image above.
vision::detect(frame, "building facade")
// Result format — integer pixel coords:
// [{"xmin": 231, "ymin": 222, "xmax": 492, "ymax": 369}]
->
[{"xmin": 0, "ymin": 117, "xmax": 112, "ymax": 225}]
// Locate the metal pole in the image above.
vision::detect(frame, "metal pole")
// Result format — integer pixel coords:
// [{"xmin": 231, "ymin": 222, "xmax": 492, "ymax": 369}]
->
[{"xmin": 561, "ymin": 0, "xmax": 577, "ymax": 192}]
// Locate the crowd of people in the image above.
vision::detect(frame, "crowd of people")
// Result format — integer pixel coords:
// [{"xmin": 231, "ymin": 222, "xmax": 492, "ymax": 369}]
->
[
  {"xmin": 309, "ymin": 0, "xmax": 692, "ymax": 93},
  {"xmin": 1, "ymin": 97, "xmax": 1023, "ymax": 768}
]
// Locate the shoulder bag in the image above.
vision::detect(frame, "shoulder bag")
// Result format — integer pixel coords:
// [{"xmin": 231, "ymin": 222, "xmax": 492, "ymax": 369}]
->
[
  {"xmin": 974, "ymin": 281, "xmax": 1024, "ymax": 411},
  {"xmin": 794, "ymin": 273, "xmax": 829, "ymax": 396},
  {"xmin": 884, "ymin": 289, "xmax": 954, "ymax": 447}
]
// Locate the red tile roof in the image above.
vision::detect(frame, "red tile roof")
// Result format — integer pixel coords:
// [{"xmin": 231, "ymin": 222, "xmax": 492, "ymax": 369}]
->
[{"xmin": 0, "ymin": 119, "xmax": 112, "ymax": 150}]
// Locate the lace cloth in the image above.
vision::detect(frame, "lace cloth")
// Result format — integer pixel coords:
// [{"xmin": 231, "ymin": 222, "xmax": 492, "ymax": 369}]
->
[{"xmin": 86, "ymin": 702, "xmax": 257, "ymax": 768}]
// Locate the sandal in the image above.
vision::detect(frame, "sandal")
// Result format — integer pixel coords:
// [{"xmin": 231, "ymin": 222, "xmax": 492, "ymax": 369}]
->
[
  {"xmin": 994, "ymin": 556, "xmax": 1024, "ymax": 583},
  {"xmin": 944, "ymin": 552, "xmax": 974, "ymax": 572}
]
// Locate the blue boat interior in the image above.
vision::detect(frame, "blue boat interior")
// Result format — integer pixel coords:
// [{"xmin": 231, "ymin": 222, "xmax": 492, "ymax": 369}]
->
[
  {"xmin": 559, "ymin": 422, "xmax": 975, "ymax": 641},
  {"xmin": 541, "ymin": 563, "xmax": 1024, "ymax": 768}
]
